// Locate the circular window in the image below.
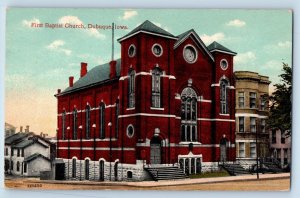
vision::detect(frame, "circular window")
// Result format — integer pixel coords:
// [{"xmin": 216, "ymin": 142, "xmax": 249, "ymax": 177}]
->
[
  {"xmin": 220, "ymin": 59, "xmax": 228, "ymax": 70},
  {"xmin": 183, "ymin": 45, "xmax": 198, "ymax": 63},
  {"xmin": 128, "ymin": 44, "xmax": 136, "ymax": 57},
  {"xmin": 152, "ymin": 44, "xmax": 163, "ymax": 57},
  {"xmin": 127, "ymin": 125, "xmax": 134, "ymax": 138}
]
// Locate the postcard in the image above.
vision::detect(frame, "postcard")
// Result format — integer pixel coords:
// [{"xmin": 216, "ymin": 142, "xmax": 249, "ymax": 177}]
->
[{"xmin": 4, "ymin": 8, "xmax": 292, "ymax": 191}]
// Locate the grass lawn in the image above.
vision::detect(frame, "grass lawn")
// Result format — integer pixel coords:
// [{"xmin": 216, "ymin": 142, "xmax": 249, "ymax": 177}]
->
[{"xmin": 189, "ymin": 171, "xmax": 230, "ymax": 179}]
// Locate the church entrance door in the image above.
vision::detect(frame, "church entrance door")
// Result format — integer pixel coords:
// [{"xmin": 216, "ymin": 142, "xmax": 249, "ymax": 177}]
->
[{"xmin": 150, "ymin": 136, "xmax": 161, "ymax": 164}]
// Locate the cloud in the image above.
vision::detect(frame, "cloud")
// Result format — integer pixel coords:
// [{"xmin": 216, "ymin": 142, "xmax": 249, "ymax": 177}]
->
[
  {"xmin": 58, "ymin": 16, "xmax": 105, "ymax": 39},
  {"xmin": 22, "ymin": 18, "xmax": 41, "ymax": 27},
  {"xmin": 277, "ymin": 41, "xmax": 292, "ymax": 48},
  {"xmin": 226, "ymin": 19, "xmax": 246, "ymax": 27},
  {"xmin": 46, "ymin": 40, "xmax": 72, "ymax": 56},
  {"xmin": 234, "ymin": 51, "xmax": 256, "ymax": 65},
  {"xmin": 122, "ymin": 10, "xmax": 138, "ymax": 20},
  {"xmin": 201, "ymin": 32, "xmax": 225, "ymax": 45}
]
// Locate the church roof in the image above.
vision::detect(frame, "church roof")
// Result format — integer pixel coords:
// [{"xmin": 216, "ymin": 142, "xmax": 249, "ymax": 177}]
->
[
  {"xmin": 118, "ymin": 20, "xmax": 176, "ymax": 42},
  {"xmin": 59, "ymin": 59, "xmax": 121, "ymax": 95},
  {"xmin": 207, "ymin": 41, "xmax": 237, "ymax": 55}
]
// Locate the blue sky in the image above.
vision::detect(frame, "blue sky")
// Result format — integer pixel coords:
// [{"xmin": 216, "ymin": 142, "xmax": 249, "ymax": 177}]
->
[{"xmin": 5, "ymin": 8, "xmax": 292, "ymax": 135}]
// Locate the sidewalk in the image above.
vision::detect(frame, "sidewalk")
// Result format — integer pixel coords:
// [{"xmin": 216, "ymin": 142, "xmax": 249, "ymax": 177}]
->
[{"xmin": 26, "ymin": 173, "xmax": 290, "ymax": 187}]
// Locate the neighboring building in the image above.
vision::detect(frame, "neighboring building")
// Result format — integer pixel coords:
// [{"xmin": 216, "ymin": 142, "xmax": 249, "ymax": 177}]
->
[
  {"xmin": 4, "ymin": 132, "xmax": 54, "ymax": 176},
  {"xmin": 269, "ymin": 129, "xmax": 291, "ymax": 168},
  {"xmin": 5, "ymin": 122, "xmax": 16, "ymax": 137},
  {"xmin": 234, "ymin": 71, "xmax": 270, "ymax": 168},
  {"xmin": 55, "ymin": 20, "xmax": 237, "ymax": 181}
]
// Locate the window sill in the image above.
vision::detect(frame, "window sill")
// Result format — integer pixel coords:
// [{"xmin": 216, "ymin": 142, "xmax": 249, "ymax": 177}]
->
[
  {"xmin": 126, "ymin": 107, "xmax": 135, "ymax": 110},
  {"xmin": 179, "ymin": 141, "xmax": 201, "ymax": 145},
  {"xmin": 219, "ymin": 114, "xmax": 230, "ymax": 116},
  {"xmin": 150, "ymin": 107, "xmax": 164, "ymax": 110}
]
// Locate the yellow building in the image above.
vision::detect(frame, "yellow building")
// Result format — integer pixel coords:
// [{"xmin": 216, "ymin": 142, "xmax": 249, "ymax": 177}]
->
[{"xmin": 234, "ymin": 71, "xmax": 270, "ymax": 167}]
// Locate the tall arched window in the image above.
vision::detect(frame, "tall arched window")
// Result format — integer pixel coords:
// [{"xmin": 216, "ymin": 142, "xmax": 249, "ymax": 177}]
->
[
  {"xmin": 73, "ymin": 109, "xmax": 78, "ymax": 140},
  {"xmin": 72, "ymin": 158, "xmax": 76, "ymax": 178},
  {"xmin": 85, "ymin": 105, "xmax": 91, "ymax": 139},
  {"xmin": 99, "ymin": 103, "xmax": 105, "ymax": 139},
  {"xmin": 220, "ymin": 79, "xmax": 229, "ymax": 114},
  {"xmin": 62, "ymin": 111, "xmax": 66, "ymax": 140},
  {"xmin": 128, "ymin": 70, "xmax": 135, "ymax": 108},
  {"xmin": 152, "ymin": 68, "xmax": 162, "ymax": 108},
  {"xmin": 115, "ymin": 100, "xmax": 119, "ymax": 139},
  {"xmin": 181, "ymin": 87, "xmax": 197, "ymax": 142},
  {"xmin": 85, "ymin": 159, "xmax": 89, "ymax": 180}
]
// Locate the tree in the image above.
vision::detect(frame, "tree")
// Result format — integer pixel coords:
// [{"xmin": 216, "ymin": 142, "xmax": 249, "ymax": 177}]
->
[{"xmin": 268, "ymin": 63, "xmax": 292, "ymax": 136}]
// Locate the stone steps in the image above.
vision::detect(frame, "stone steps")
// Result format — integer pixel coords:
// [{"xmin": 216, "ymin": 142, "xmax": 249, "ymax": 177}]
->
[{"xmin": 144, "ymin": 166, "xmax": 187, "ymax": 181}]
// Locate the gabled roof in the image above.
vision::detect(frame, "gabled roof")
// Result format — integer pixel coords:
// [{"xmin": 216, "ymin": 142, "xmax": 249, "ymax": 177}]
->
[
  {"xmin": 12, "ymin": 138, "xmax": 49, "ymax": 149},
  {"xmin": 24, "ymin": 153, "xmax": 50, "ymax": 163},
  {"xmin": 174, "ymin": 29, "xmax": 214, "ymax": 61},
  {"xmin": 5, "ymin": 133, "xmax": 30, "ymax": 145},
  {"xmin": 207, "ymin": 41, "xmax": 237, "ymax": 55},
  {"xmin": 58, "ymin": 59, "xmax": 121, "ymax": 95},
  {"xmin": 118, "ymin": 20, "xmax": 176, "ymax": 42}
]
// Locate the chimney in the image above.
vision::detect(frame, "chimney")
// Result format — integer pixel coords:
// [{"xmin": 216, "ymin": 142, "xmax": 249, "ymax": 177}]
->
[
  {"xmin": 57, "ymin": 89, "xmax": 61, "ymax": 94},
  {"xmin": 80, "ymin": 62, "xmax": 88, "ymax": 77},
  {"xmin": 20, "ymin": 126, "xmax": 23, "ymax": 133},
  {"xmin": 69, "ymin": 76, "xmax": 74, "ymax": 87},
  {"xmin": 25, "ymin": 125, "xmax": 29, "ymax": 133},
  {"xmin": 109, "ymin": 60, "xmax": 117, "ymax": 79}
]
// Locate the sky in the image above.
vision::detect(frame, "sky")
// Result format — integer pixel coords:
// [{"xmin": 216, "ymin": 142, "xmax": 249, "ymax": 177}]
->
[{"xmin": 5, "ymin": 8, "xmax": 292, "ymax": 136}]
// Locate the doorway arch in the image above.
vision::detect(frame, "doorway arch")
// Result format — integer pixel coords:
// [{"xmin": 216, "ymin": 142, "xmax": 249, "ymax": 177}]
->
[{"xmin": 220, "ymin": 137, "xmax": 228, "ymax": 162}]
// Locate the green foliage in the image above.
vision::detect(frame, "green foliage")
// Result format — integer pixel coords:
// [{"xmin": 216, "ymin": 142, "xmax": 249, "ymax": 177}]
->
[{"xmin": 268, "ymin": 63, "xmax": 292, "ymax": 135}]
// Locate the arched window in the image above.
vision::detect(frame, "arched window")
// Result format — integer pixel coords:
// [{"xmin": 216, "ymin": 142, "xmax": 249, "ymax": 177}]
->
[
  {"xmin": 128, "ymin": 70, "xmax": 135, "ymax": 108},
  {"xmin": 85, "ymin": 159, "xmax": 89, "ymax": 180},
  {"xmin": 181, "ymin": 87, "xmax": 198, "ymax": 142},
  {"xmin": 73, "ymin": 109, "xmax": 78, "ymax": 140},
  {"xmin": 62, "ymin": 111, "xmax": 66, "ymax": 140},
  {"xmin": 72, "ymin": 158, "xmax": 76, "ymax": 178},
  {"xmin": 127, "ymin": 171, "xmax": 133, "ymax": 179},
  {"xmin": 152, "ymin": 68, "xmax": 162, "ymax": 108},
  {"xmin": 99, "ymin": 160, "xmax": 104, "ymax": 181},
  {"xmin": 10, "ymin": 161, "xmax": 13, "ymax": 170},
  {"xmin": 85, "ymin": 105, "xmax": 91, "ymax": 139},
  {"xmin": 220, "ymin": 79, "xmax": 229, "ymax": 114},
  {"xmin": 114, "ymin": 162, "xmax": 118, "ymax": 181},
  {"xmin": 99, "ymin": 103, "xmax": 105, "ymax": 139},
  {"xmin": 115, "ymin": 100, "xmax": 119, "ymax": 139},
  {"xmin": 17, "ymin": 161, "xmax": 20, "ymax": 172}
]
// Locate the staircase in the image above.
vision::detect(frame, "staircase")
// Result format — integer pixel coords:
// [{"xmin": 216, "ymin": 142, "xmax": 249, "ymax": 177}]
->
[
  {"xmin": 263, "ymin": 162, "xmax": 283, "ymax": 173},
  {"xmin": 144, "ymin": 165, "xmax": 187, "ymax": 181},
  {"xmin": 220, "ymin": 163, "xmax": 250, "ymax": 176}
]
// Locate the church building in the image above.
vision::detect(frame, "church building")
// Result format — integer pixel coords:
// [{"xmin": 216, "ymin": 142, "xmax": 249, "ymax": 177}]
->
[{"xmin": 55, "ymin": 20, "xmax": 237, "ymax": 181}]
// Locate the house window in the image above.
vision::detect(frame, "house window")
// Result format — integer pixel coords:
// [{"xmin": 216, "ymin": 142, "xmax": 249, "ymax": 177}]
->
[
  {"xmin": 281, "ymin": 131, "xmax": 286, "ymax": 144},
  {"xmin": 239, "ymin": 142, "xmax": 245, "ymax": 157},
  {"xmin": 220, "ymin": 80, "xmax": 229, "ymax": 114},
  {"xmin": 73, "ymin": 109, "xmax": 78, "ymax": 140},
  {"xmin": 261, "ymin": 119, "xmax": 266, "ymax": 133},
  {"xmin": 181, "ymin": 87, "xmax": 197, "ymax": 142},
  {"xmin": 250, "ymin": 117, "xmax": 256, "ymax": 132},
  {"xmin": 72, "ymin": 158, "xmax": 76, "ymax": 178},
  {"xmin": 24, "ymin": 163, "xmax": 27, "ymax": 173},
  {"xmin": 62, "ymin": 111, "xmax": 66, "ymax": 140},
  {"xmin": 238, "ymin": 117, "xmax": 244, "ymax": 132},
  {"xmin": 284, "ymin": 149, "xmax": 288, "ymax": 164},
  {"xmin": 128, "ymin": 70, "xmax": 135, "ymax": 108},
  {"xmin": 5, "ymin": 148, "xmax": 8, "ymax": 156},
  {"xmin": 99, "ymin": 103, "xmax": 105, "ymax": 139},
  {"xmin": 21, "ymin": 149, "xmax": 24, "ymax": 157},
  {"xmin": 250, "ymin": 142, "xmax": 256, "ymax": 158},
  {"xmin": 11, "ymin": 161, "xmax": 13, "ymax": 170},
  {"xmin": 11, "ymin": 148, "xmax": 14, "ymax": 156},
  {"xmin": 17, "ymin": 161, "xmax": 20, "ymax": 172},
  {"xmin": 260, "ymin": 96, "xmax": 266, "ymax": 110},
  {"xmin": 115, "ymin": 100, "xmax": 119, "ymax": 139},
  {"xmin": 272, "ymin": 130, "xmax": 276, "ymax": 144},
  {"xmin": 85, "ymin": 105, "xmax": 91, "ymax": 139},
  {"xmin": 17, "ymin": 149, "xmax": 20, "ymax": 157},
  {"xmin": 250, "ymin": 92, "xmax": 256, "ymax": 108},
  {"xmin": 238, "ymin": 92, "xmax": 244, "ymax": 108},
  {"xmin": 152, "ymin": 68, "xmax": 162, "ymax": 108}
]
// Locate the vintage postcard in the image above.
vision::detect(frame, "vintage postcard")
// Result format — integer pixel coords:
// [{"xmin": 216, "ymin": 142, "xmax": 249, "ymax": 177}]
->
[{"xmin": 4, "ymin": 8, "xmax": 292, "ymax": 191}]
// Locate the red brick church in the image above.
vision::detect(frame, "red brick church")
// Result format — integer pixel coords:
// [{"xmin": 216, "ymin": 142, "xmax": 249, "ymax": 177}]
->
[{"xmin": 55, "ymin": 20, "xmax": 237, "ymax": 181}]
